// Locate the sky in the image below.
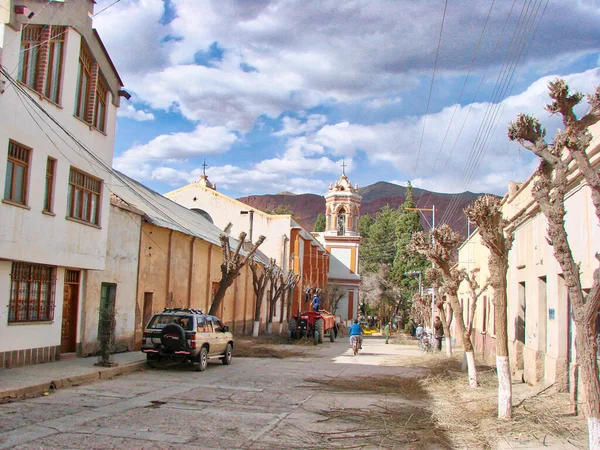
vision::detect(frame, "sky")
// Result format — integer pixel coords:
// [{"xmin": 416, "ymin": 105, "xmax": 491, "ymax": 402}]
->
[{"xmin": 93, "ymin": 0, "xmax": 600, "ymax": 200}]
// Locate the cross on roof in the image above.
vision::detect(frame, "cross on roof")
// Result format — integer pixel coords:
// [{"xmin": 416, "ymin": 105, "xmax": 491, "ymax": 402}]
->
[
  {"xmin": 202, "ymin": 159, "xmax": 208, "ymax": 176},
  {"xmin": 341, "ymin": 159, "xmax": 347, "ymax": 176}
]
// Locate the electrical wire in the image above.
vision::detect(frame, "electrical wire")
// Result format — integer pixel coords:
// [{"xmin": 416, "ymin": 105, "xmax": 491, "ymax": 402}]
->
[
  {"xmin": 439, "ymin": 0, "xmax": 547, "ymax": 226},
  {"xmin": 414, "ymin": 0, "xmax": 448, "ymax": 171}
]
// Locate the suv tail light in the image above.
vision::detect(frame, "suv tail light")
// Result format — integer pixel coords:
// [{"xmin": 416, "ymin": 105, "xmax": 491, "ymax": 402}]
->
[{"xmin": 189, "ymin": 332, "xmax": 197, "ymax": 349}]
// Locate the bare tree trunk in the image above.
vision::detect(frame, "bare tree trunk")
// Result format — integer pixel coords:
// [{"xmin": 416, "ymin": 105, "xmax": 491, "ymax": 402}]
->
[
  {"xmin": 446, "ymin": 293, "xmax": 477, "ymax": 388},
  {"xmin": 493, "ymin": 256, "xmax": 512, "ymax": 419}
]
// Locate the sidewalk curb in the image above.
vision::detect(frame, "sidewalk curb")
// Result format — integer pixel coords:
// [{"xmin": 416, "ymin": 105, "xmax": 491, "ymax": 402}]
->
[{"xmin": 0, "ymin": 360, "xmax": 146, "ymax": 403}]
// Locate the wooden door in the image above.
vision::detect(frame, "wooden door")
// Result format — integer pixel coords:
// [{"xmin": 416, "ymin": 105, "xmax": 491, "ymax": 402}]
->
[{"xmin": 61, "ymin": 270, "xmax": 80, "ymax": 353}]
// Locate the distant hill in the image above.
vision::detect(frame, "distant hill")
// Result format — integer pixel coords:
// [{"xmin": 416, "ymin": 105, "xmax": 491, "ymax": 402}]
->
[{"xmin": 237, "ymin": 182, "xmax": 491, "ymax": 237}]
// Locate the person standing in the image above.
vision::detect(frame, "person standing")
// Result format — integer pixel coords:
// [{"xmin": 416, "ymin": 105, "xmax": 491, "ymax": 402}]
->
[
  {"xmin": 310, "ymin": 294, "xmax": 321, "ymax": 312},
  {"xmin": 384, "ymin": 322, "xmax": 390, "ymax": 344},
  {"xmin": 433, "ymin": 316, "xmax": 444, "ymax": 351}
]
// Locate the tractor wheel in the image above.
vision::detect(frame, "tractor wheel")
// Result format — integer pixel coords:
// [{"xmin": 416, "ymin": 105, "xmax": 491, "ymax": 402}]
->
[
  {"xmin": 287, "ymin": 318, "xmax": 297, "ymax": 341},
  {"xmin": 315, "ymin": 318, "xmax": 324, "ymax": 344},
  {"xmin": 313, "ymin": 330, "xmax": 319, "ymax": 345},
  {"xmin": 329, "ymin": 328, "xmax": 335, "ymax": 342}
]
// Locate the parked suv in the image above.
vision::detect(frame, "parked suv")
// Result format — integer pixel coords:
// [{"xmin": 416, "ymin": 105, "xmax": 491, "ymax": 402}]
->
[{"xmin": 141, "ymin": 308, "xmax": 234, "ymax": 371}]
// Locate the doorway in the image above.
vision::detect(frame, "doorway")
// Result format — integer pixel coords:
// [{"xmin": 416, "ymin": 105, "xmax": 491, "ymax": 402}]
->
[
  {"xmin": 61, "ymin": 270, "xmax": 80, "ymax": 353},
  {"xmin": 99, "ymin": 283, "xmax": 117, "ymax": 338},
  {"xmin": 142, "ymin": 292, "xmax": 154, "ymax": 329}
]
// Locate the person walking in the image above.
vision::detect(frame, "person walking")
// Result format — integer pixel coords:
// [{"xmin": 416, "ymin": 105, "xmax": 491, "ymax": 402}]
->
[
  {"xmin": 384, "ymin": 322, "xmax": 390, "ymax": 344},
  {"xmin": 433, "ymin": 316, "xmax": 444, "ymax": 351}
]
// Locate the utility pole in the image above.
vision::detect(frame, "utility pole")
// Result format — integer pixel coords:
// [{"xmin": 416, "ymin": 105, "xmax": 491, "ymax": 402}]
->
[{"xmin": 405, "ymin": 205, "xmax": 435, "ymax": 329}]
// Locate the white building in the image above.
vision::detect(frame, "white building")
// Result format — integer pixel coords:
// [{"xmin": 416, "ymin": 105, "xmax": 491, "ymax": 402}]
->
[{"xmin": 0, "ymin": 0, "xmax": 125, "ymax": 367}]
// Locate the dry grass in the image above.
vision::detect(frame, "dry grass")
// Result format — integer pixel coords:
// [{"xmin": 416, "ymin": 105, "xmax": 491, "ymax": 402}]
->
[
  {"xmin": 306, "ymin": 355, "xmax": 587, "ymax": 449},
  {"xmin": 234, "ymin": 336, "xmax": 310, "ymax": 358}
]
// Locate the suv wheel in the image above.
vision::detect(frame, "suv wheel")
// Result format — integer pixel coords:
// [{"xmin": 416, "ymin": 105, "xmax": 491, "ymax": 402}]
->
[
  {"xmin": 222, "ymin": 343, "xmax": 232, "ymax": 365},
  {"xmin": 194, "ymin": 347, "xmax": 208, "ymax": 372}
]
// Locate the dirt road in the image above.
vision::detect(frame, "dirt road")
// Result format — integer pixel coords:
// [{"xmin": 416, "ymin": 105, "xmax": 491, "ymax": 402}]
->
[{"xmin": 0, "ymin": 336, "xmax": 450, "ymax": 449}]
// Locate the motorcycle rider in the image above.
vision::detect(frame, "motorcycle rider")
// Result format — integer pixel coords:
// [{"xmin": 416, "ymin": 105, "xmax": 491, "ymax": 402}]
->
[{"xmin": 348, "ymin": 319, "xmax": 364, "ymax": 350}]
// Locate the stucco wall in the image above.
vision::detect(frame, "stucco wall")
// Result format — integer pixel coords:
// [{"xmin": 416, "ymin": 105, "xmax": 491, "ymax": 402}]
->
[
  {"xmin": 0, "ymin": 26, "xmax": 118, "ymax": 270},
  {"xmin": 0, "ymin": 262, "xmax": 65, "ymax": 353},
  {"xmin": 81, "ymin": 204, "xmax": 142, "ymax": 355},
  {"xmin": 165, "ymin": 185, "xmax": 292, "ymax": 270},
  {"xmin": 133, "ymin": 222, "xmax": 259, "ymax": 347}
]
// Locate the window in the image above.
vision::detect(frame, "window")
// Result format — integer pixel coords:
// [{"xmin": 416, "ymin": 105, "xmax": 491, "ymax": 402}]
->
[
  {"xmin": 44, "ymin": 157, "xmax": 56, "ymax": 212},
  {"xmin": 74, "ymin": 45, "xmax": 92, "ymax": 121},
  {"xmin": 17, "ymin": 25, "xmax": 65, "ymax": 103},
  {"xmin": 74, "ymin": 43, "xmax": 109, "ymax": 132},
  {"xmin": 67, "ymin": 167, "xmax": 101, "ymax": 225},
  {"xmin": 4, "ymin": 141, "xmax": 30, "ymax": 204},
  {"xmin": 94, "ymin": 77, "xmax": 107, "ymax": 132},
  {"xmin": 8, "ymin": 262, "xmax": 56, "ymax": 323}
]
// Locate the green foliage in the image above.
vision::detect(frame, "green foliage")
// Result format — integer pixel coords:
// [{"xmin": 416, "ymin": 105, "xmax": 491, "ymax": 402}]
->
[
  {"xmin": 391, "ymin": 182, "xmax": 430, "ymax": 297},
  {"xmin": 359, "ymin": 182, "xmax": 431, "ymax": 318},
  {"xmin": 314, "ymin": 213, "xmax": 326, "ymax": 232},
  {"xmin": 359, "ymin": 214, "xmax": 373, "ymax": 236},
  {"xmin": 360, "ymin": 205, "xmax": 399, "ymax": 273},
  {"xmin": 265, "ymin": 204, "xmax": 294, "ymax": 215}
]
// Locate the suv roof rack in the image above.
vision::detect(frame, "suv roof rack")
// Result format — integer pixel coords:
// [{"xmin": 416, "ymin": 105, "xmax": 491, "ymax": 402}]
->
[{"xmin": 162, "ymin": 307, "xmax": 205, "ymax": 315}]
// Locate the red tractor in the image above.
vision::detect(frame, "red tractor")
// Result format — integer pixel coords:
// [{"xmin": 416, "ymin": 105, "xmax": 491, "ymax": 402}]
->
[{"xmin": 288, "ymin": 310, "xmax": 337, "ymax": 345}]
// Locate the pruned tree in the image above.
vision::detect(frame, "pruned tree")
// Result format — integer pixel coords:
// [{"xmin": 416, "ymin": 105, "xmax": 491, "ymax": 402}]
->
[
  {"xmin": 266, "ymin": 268, "xmax": 293, "ymax": 334},
  {"xmin": 508, "ymin": 80, "xmax": 600, "ymax": 442},
  {"xmin": 249, "ymin": 258, "xmax": 276, "ymax": 338},
  {"xmin": 409, "ymin": 225, "xmax": 480, "ymax": 387},
  {"xmin": 411, "ymin": 292, "xmax": 431, "ymax": 328},
  {"xmin": 279, "ymin": 270, "xmax": 300, "ymax": 334},
  {"xmin": 465, "ymin": 195, "xmax": 514, "ymax": 419},
  {"xmin": 285, "ymin": 271, "xmax": 301, "ymax": 323},
  {"xmin": 209, "ymin": 232, "xmax": 266, "ymax": 316},
  {"xmin": 426, "ymin": 267, "xmax": 454, "ymax": 356}
]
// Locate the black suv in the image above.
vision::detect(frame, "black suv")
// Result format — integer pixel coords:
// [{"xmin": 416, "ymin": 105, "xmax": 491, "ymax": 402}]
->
[{"xmin": 141, "ymin": 308, "xmax": 234, "ymax": 371}]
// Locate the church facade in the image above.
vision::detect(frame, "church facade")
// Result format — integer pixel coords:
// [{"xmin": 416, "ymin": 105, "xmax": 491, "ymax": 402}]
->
[{"xmin": 315, "ymin": 171, "xmax": 361, "ymax": 321}]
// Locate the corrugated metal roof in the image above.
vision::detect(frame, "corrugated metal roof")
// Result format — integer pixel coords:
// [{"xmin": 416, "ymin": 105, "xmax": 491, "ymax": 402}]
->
[{"xmin": 110, "ymin": 171, "xmax": 271, "ymax": 265}]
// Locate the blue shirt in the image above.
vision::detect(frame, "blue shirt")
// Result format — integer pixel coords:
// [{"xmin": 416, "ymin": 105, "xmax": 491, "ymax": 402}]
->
[{"xmin": 349, "ymin": 323, "xmax": 363, "ymax": 336}]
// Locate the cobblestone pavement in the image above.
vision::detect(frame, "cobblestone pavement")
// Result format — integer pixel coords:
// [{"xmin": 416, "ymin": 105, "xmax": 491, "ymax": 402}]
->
[{"xmin": 0, "ymin": 337, "xmax": 438, "ymax": 449}]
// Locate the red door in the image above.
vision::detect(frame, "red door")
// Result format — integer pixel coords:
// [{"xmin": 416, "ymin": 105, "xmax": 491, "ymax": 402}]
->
[{"xmin": 61, "ymin": 270, "xmax": 80, "ymax": 353}]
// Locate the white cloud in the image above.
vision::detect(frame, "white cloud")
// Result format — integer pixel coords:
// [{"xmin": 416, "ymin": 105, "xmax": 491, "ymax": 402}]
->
[
  {"xmin": 273, "ymin": 114, "xmax": 328, "ymax": 136},
  {"xmin": 114, "ymin": 125, "xmax": 238, "ymax": 177},
  {"xmin": 118, "ymin": 104, "xmax": 155, "ymax": 121}
]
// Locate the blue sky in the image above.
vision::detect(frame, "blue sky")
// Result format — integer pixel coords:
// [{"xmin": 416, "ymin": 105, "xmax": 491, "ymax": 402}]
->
[{"xmin": 93, "ymin": 0, "xmax": 600, "ymax": 199}]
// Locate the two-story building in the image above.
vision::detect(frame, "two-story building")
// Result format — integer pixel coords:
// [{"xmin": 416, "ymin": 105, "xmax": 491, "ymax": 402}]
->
[{"xmin": 0, "ymin": 0, "xmax": 125, "ymax": 367}]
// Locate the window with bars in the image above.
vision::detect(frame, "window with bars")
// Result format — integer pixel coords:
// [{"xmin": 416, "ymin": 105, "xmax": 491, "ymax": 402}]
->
[
  {"xmin": 44, "ymin": 157, "xmax": 56, "ymax": 213},
  {"xmin": 4, "ymin": 141, "xmax": 30, "ymax": 205},
  {"xmin": 67, "ymin": 167, "xmax": 101, "ymax": 225},
  {"xmin": 8, "ymin": 262, "xmax": 57, "ymax": 323},
  {"xmin": 17, "ymin": 25, "xmax": 65, "ymax": 104},
  {"xmin": 74, "ymin": 43, "xmax": 108, "ymax": 132}
]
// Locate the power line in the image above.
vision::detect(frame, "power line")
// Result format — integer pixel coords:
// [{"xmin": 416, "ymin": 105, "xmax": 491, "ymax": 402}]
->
[
  {"xmin": 417, "ymin": 0, "xmax": 498, "ymax": 211},
  {"xmin": 414, "ymin": 0, "xmax": 448, "ymax": 171},
  {"xmin": 440, "ymin": 0, "xmax": 547, "ymax": 226}
]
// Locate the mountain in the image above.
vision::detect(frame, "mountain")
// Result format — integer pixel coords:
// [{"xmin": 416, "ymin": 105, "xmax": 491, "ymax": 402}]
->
[{"xmin": 237, "ymin": 182, "xmax": 491, "ymax": 236}]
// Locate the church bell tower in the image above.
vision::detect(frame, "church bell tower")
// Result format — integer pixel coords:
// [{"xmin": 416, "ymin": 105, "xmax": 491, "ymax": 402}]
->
[{"xmin": 324, "ymin": 162, "xmax": 361, "ymax": 237}]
